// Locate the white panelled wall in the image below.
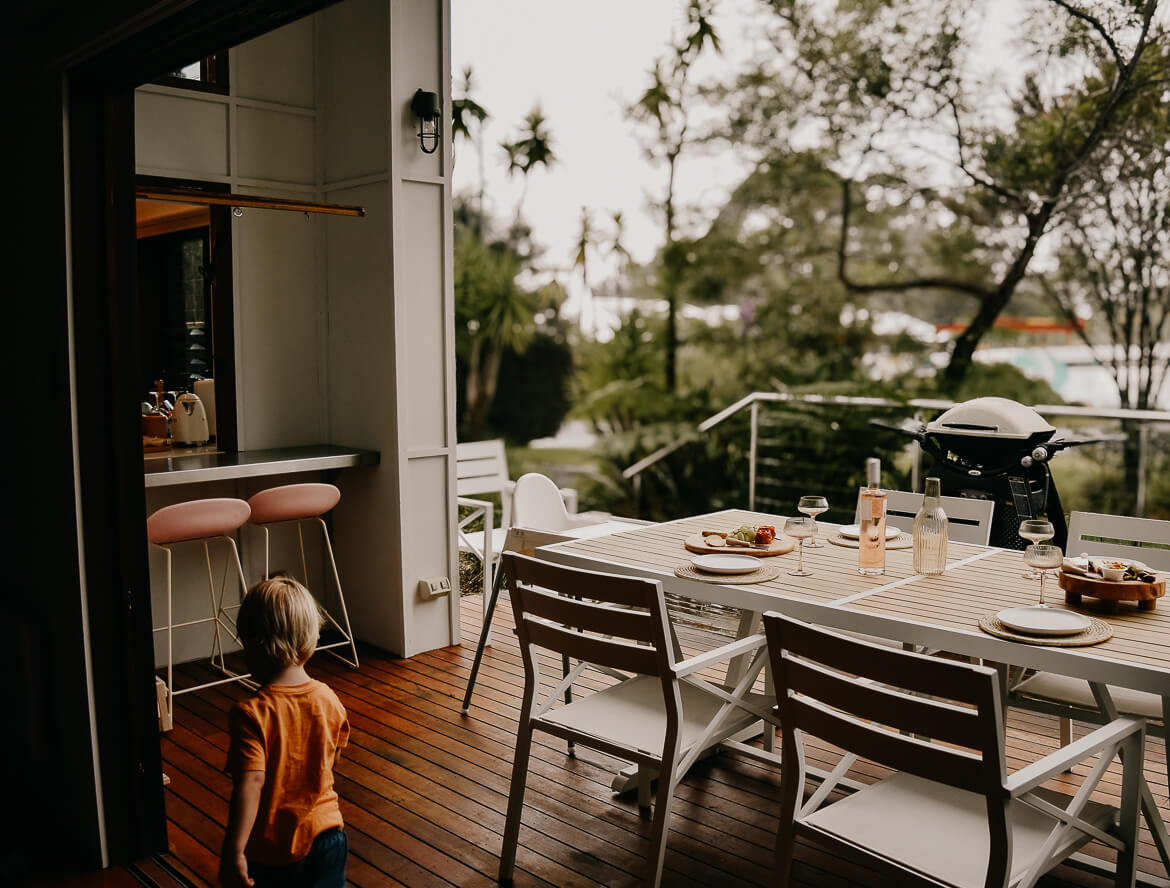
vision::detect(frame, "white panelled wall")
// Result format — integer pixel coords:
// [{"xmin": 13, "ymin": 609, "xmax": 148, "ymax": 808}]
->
[{"xmin": 137, "ymin": 0, "xmax": 456, "ymax": 664}]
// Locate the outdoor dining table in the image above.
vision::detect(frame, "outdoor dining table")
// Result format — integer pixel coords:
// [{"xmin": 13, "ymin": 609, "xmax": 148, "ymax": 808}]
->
[{"xmin": 537, "ymin": 507, "xmax": 1170, "ymax": 885}]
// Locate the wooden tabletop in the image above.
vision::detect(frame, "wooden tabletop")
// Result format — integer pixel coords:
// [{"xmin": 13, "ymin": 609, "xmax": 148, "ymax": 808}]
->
[{"xmin": 542, "ymin": 508, "xmax": 1170, "ymax": 696}]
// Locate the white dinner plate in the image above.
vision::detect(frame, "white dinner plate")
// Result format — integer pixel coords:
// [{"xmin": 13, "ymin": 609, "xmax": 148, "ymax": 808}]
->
[
  {"xmin": 996, "ymin": 606, "xmax": 1092, "ymax": 637},
  {"xmin": 690, "ymin": 553, "xmax": 763, "ymax": 575},
  {"xmin": 838, "ymin": 524, "xmax": 901, "ymax": 541}
]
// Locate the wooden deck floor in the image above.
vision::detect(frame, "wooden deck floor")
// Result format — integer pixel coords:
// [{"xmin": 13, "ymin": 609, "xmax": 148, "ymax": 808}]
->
[{"xmin": 151, "ymin": 593, "xmax": 1170, "ymax": 887}]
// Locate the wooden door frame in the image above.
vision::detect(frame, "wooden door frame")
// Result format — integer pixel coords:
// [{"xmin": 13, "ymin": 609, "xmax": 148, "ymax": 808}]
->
[{"xmin": 66, "ymin": 0, "xmax": 340, "ymax": 864}]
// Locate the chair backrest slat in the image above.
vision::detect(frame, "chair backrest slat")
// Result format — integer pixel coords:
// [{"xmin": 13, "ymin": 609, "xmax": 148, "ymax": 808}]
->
[
  {"xmin": 504, "ymin": 552, "xmax": 673, "ymax": 680},
  {"xmin": 765, "ymin": 613, "xmax": 1004, "ymax": 799},
  {"xmin": 506, "ymin": 552, "xmax": 658, "ymax": 610},
  {"xmin": 518, "ymin": 585, "xmax": 656, "ymax": 643},
  {"xmin": 456, "ymin": 439, "xmax": 511, "ymax": 497},
  {"xmin": 523, "ymin": 618, "xmax": 662, "ymax": 676},
  {"xmin": 774, "ymin": 616, "xmax": 996, "ymax": 703},
  {"xmin": 785, "ymin": 657, "xmax": 982, "ymax": 748},
  {"xmin": 1068, "ymin": 511, "xmax": 1170, "ymax": 571},
  {"xmin": 854, "ymin": 489, "xmax": 994, "ymax": 545},
  {"xmin": 792, "ymin": 697, "xmax": 987, "ymax": 793}
]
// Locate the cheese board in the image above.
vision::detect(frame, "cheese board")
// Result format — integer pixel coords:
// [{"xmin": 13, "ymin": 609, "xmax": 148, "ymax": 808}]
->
[
  {"xmin": 1058, "ymin": 569, "xmax": 1165, "ymax": 611},
  {"xmin": 684, "ymin": 533, "xmax": 794, "ymax": 556}
]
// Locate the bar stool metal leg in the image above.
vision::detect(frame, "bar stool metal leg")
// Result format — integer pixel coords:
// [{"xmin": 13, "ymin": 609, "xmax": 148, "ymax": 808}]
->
[
  {"xmin": 247, "ymin": 484, "xmax": 359, "ymax": 669},
  {"xmin": 148, "ymin": 498, "xmax": 255, "ymax": 726}
]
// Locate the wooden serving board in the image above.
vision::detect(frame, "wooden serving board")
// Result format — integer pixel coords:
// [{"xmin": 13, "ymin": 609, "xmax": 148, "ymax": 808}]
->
[
  {"xmin": 1059, "ymin": 570, "xmax": 1165, "ymax": 611},
  {"xmin": 684, "ymin": 533, "xmax": 795, "ymax": 557}
]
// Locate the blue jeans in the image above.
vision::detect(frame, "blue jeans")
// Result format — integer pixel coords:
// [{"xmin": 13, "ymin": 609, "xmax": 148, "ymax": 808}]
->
[{"xmin": 249, "ymin": 827, "xmax": 347, "ymax": 888}]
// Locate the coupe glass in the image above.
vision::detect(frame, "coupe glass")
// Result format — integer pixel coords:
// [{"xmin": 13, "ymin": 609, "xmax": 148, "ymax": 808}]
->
[
  {"xmin": 1024, "ymin": 544, "xmax": 1063, "ymax": 606},
  {"xmin": 1019, "ymin": 520, "xmax": 1055, "ymax": 578},
  {"xmin": 797, "ymin": 495, "xmax": 829, "ymax": 548},
  {"xmin": 785, "ymin": 516, "xmax": 815, "ymax": 577}
]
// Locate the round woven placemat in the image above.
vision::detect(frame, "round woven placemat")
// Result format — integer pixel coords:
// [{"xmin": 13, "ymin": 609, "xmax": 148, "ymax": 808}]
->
[
  {"xmin": 674, "ymin": 564, "xmax": 781, "ymax": 584},
  {"xmin": 829, "ymin": 532, "xmax": 913, "ymax": 550},
  {"xmin": 977, "ymin": 613, "xmax": 1113, "ymax": 647}
]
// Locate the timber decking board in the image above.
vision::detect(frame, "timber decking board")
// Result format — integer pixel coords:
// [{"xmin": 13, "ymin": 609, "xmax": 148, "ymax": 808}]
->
[{"xmin": 154, "ymin": 593, "xmax": 1168, "ymax": 887}]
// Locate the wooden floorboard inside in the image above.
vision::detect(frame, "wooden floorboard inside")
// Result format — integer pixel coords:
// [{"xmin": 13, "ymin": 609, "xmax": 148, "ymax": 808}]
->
[{"xmin": 158, "ymin": 593, "xmax": 1169, "ymax": 887}]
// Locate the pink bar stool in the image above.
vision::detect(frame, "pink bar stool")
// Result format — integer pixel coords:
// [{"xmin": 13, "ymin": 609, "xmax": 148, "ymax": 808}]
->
[
  {"xmin": 247, "ymin": 483, "xmax": 358, "ymax": 668},
  {"xmin": 147, "ymin": 497, "xmax": 253, "ymax": 725}
]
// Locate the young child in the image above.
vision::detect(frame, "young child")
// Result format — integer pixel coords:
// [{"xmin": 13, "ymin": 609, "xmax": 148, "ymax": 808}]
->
[{"xmin": 220, "ymin": 577, "xmax": 350, "ymax": 888}]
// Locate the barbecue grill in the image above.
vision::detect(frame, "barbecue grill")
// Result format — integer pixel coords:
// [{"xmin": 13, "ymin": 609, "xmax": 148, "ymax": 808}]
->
[{"xmin": 873, "ymin": 397, "xmax": 1117, "ymax": 550}]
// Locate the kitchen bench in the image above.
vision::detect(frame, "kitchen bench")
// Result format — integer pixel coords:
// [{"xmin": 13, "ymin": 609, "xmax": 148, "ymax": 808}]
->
[{"xmin": 143, "ymin": 444, "xmax": 379, "ymax": 488}]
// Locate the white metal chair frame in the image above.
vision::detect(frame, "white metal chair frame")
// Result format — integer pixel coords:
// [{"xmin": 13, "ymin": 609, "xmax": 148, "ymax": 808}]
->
[
  {"xmin": 764, "ymin": 613, "xmax": 1146, "ymax": 888},
  {"xmin": 499, "ymin": 552, "xmax": 776, "ymax": 888},
  {"xmin": 151, "ymin": 533, "xmax": 252, "ymax": 725},
  {"xmin": 1009, "ymin": 510, "xmax": 1169, "ymax": 788},
  {"xmin": 252, "ymin": 515, "xmax": 359, "ymax": 669},
  {"xmin": 456, "ymin": 442, "xmax": 580, "ymax": 643},
  {"xmin": 853, "ymin": 488, "xmax": 995, "ymax": 545},
  {"xmin": 461, "ymin": 527, "xmax": 573, "ymax": 714}
]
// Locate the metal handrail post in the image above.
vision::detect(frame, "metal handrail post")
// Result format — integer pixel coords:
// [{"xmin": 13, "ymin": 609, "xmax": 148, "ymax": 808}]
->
[
  {"xmin": 911, "ymin": 409, "xmax": 923, "ymax": 493},
  {"xmin": 749, "ymin": 399, "xmax": 759, "ymax": 511},
  {"xmin": 1137, "ymin": 423, "xmax": 1148, "ymax": 517}
]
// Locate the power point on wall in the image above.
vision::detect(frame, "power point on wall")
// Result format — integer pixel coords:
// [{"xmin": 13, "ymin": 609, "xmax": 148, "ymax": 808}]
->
[{"xmin": 417, "ymin": 576, "xmax": 452, "ymax": 600}]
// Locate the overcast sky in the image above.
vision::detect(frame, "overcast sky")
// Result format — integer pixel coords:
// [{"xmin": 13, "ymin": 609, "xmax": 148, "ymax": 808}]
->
[
  {"xmin": 451, "ymin": 1, "xmax": 756, "ymax": 266},
  {"xmin": 450, "ymin": 0, "xmax": 1025, "ymax": 328}
]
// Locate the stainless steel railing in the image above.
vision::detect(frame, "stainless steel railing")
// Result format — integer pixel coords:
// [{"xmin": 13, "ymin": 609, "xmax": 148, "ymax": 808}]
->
[{"xmin": 624, "ymin": 392, "xmax": 1170, "ymax": 517}]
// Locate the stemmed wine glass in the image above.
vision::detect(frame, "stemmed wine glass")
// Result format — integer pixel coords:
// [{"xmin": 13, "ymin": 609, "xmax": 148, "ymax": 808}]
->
[
  {"xmin": 785, "ymin": 516, "xmax": 815, "ymax": 577},
  {"xmin": 1024, "ymin": 544, "xmax": 1064, "ymax": 606},
  {"xmin": 1019, "ymin": 520, "xmax": 1055, "ymax": 578},
  {"xmin": 797, "ymin": 496, "xmax": 829, "ymax": 548}
]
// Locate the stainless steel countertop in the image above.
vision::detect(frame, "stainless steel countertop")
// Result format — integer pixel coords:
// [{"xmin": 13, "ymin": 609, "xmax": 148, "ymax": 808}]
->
[{"xmin": 143, "ymin": 444, "xmax": 379, "ymax": 487}]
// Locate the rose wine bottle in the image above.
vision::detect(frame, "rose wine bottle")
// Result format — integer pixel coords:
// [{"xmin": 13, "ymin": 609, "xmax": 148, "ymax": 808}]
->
[{"xmin": 858, "ymin": 457, "xmax": 887, "ymax": 576}]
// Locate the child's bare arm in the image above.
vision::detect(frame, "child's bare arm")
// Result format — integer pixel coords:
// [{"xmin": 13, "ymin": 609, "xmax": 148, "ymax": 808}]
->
[{"xmin": 219, "ymin": 770, "xmax": 264, "ymax": 888}]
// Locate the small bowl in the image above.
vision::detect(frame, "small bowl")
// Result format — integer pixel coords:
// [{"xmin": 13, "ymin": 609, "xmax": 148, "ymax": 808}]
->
[{"xmin": 1102, "ymin": 565, "xmax": 1127, "ymax": 582}]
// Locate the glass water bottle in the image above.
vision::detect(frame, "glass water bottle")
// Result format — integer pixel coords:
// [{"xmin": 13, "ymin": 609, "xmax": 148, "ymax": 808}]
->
[{"xmin": 912, "ymin": 477, "xmax": 948, "ymax": 576}]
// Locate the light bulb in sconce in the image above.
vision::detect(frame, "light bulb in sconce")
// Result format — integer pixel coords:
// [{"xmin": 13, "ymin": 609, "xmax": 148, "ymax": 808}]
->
[{"xmin": 410, "ymin": 89, "xmax": 442, "ymax": 154}]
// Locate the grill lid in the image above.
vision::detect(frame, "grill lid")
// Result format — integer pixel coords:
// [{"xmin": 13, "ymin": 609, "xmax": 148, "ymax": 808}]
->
[{"xmin": 925, "ymin": 397, "xmax": 1055, "ymax": 441}]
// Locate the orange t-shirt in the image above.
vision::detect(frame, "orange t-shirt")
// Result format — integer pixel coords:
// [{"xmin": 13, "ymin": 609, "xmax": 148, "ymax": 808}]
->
[{"xmin": 227, "ymin": 680, "xmax": 350, "ymax": 866}]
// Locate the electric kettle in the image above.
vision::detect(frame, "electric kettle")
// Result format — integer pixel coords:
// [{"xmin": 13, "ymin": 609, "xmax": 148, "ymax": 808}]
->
[{"xmin": 171, "ymin": 393, "xmax": 210, "ymax": 445}]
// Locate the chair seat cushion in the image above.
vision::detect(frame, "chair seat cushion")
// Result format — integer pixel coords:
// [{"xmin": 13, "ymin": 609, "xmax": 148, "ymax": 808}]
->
[
  {"xmin": 1013, "ymin": 673, "xmax": 1164, "ymax": 720},
  {"xmin": 459, "ymin": 526, "xmax": 508, "ymax": 561},
  {"xmin": 539, "ymin": 675, "xmax": 770, "ymax": 757},
  {"xmin": 804, "ymin": 773, "xmax": 1115, "ymax": 888},
  {"xmin": 248, "ymin": 483, "xmax": 340, "ymax": 524},
  {"xmin": 147, "ymin": 498, "xmax": 252, "ymax": 545}
]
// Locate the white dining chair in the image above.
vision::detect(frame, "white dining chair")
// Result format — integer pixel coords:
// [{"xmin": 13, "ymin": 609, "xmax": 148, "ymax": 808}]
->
[
  {"xmin": 763, "ymin": 612, "xmax": 1145, "ymax": 888},
  {"xmin": 512, "ymin": 471, "xmax": 613, "ymax": 532},
  {"xmin": 1009, "ymin": 511, "xmax": 1169, "ymax": 788},
  {"xmin": 498, "ymin": 552, "xmax": 776, "ymax": 888},
  {"xmin": 852, "ymin": 488, "xmax": 994, "ymax": 545}
]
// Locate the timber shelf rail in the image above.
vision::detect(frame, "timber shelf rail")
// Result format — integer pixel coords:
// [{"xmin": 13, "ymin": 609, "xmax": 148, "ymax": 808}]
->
[{"xmin": 135, "ymin": 184, "xmax": 366, "ymax": 217}]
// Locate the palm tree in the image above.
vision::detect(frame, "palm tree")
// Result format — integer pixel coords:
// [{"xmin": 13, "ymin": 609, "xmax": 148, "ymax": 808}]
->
[
  {"xmin": 608, "ymin": 210, "xmax": 634, "ymax": 316},
  {"xmin": 573, "ymin": 207, "xmax": 596, "ymax": 338},
  {"xmin": 501, "ymin": 107, "xmax": 556, "ymax": 226},
  {"xmin": 629, "ymin": 0, "xmax": 720, "ymax": 391},
  {"xmin": 451, "ymin": 66, "xmax": 489, "ymax": 234}
]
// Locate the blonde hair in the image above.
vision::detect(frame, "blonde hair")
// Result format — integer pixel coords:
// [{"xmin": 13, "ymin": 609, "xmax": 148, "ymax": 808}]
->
[{"xmin": 237, "ymin": 577, "xmax": 321, "ymax": 668}]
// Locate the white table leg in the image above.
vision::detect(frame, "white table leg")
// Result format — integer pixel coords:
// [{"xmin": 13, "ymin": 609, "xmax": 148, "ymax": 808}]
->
[{"xmin": 1090, "ymin": 682, "xmax": 1170, "ymax": 877}]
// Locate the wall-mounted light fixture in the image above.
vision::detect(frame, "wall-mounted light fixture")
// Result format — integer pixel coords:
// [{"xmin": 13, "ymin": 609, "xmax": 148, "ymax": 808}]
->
[{"xmin": 410, "ymin": 89, "xmax": 442, "ymax": 154}]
